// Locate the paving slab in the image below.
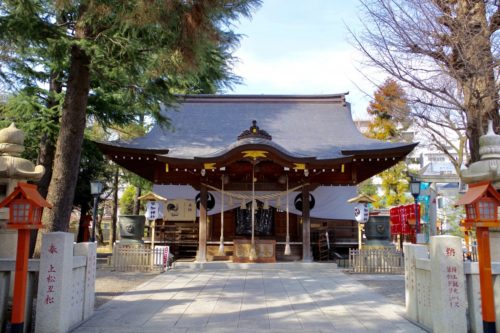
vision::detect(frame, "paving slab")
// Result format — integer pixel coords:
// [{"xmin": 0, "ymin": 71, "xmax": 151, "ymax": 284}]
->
[{"xmin": 71, "ymin": 263, "xmax": 428, "ymax": 333}]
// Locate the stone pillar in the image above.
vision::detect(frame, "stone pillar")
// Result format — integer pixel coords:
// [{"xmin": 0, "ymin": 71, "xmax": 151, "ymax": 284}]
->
[
  {"xmin": 35, "ymin": 232, "xmax": 74, "ymax": 333},
  {"xmin": 197, "ymin": 185, "xmax": 207, "ymax": 262},
  {"xmin": 302, "ymin": 186, "xmax": 312, "ymax": 262},
  {"xmin": 74, "ymin": 242, "xmax": 97, "ymax": 320},
  {"xmin": 429, "ymin": 182, "xmax": 437, "ymax": 238},
  {"xmin": 430, "ymin": 235, "xmax": 467, "ymax": 333},
  {"xmin": 404, "ymin": 243, "xmax": 428, "ymax": 322},
  {"xmin": 488, "ymin": 228, "xmax": 500, "ymax": 262}
]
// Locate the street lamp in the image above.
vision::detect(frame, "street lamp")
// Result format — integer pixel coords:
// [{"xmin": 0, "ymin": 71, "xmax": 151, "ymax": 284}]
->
[
  {"xmin": 90, "ymin": 180, "xmax": 104, "ymax": 243},
  {"xmin": 410, "ymin": 179, "xmax": 421, "ymax": 235}
]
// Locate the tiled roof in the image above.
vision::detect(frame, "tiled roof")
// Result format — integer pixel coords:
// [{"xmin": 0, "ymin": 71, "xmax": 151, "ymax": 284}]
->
[{"xmin": 103, "ymin": 94, "xmax": 414, "ymax": 159}]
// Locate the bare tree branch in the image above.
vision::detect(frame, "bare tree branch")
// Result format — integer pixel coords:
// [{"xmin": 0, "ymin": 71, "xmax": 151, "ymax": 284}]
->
[{"xmin": 351, "ymin": 0, "xmax": 499, "ymax": 169}]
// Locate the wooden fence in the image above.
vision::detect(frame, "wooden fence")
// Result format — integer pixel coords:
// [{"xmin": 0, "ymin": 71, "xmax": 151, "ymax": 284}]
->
[
  {"xmin": 113, "ymin": 244, "xmax": 170, "ymax": 272},
  {"xmin": 348, "ymin": 248, "xmax": 404, "ymax": 274}
]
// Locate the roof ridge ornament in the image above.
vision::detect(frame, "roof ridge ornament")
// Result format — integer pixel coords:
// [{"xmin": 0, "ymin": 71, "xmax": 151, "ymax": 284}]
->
[{"xmin": 237, "ymin": 120, "xmax": 272, "ymax": 141}]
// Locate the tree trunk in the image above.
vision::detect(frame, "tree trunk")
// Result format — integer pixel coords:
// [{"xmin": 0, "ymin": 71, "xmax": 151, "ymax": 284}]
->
[
  {"xmin": 96, "ymin": 207, "xmax": 104, "ymax": 245},
  {"xmin": 456, "ymin": 0, "xmax": 499, "ymax": 163},
  {"xmin": 30, "ymin": 72, "xmax": 62, "ymax": 257},
  {"xmin": 77, "ymin": 202, "xmax": 90, "ymax": 242},
  {"xmin": 37, "ymin": 71, "xmax": 62, "ymax": 198},
  {"xmin": 133, "ymin": 186, "xmax": 141, "ymax": 215},
  {"xmin": 110, "ymin": 166, "xmax": 119, "ymax": 247},
  {"xmin": 42, "ymin": 42, "xmax": 91, "ymax": 232}
]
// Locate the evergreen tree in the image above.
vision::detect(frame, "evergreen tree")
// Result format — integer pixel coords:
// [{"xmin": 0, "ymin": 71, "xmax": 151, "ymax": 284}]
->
[{"xmin": 0, "ymin": 0, "xmax": 262, "ymax": 234}]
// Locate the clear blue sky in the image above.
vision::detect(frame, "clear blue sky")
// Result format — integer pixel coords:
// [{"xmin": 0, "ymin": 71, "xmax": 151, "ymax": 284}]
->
[{"xmin": 230, "ymin": 1, "xmax": 384, "ymax": 119}]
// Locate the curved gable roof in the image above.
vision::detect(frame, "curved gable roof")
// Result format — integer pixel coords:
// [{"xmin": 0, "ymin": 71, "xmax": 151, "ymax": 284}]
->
[{"xmin": 107, "ymin": 94, "xmax": 414, "ymax": 160}]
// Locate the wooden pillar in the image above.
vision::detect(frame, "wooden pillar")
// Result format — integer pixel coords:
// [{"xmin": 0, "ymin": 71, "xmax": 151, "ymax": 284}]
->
[
  {"xmin": 197, "ymin": 185, "xmax": 207, "ymax": 262},
  {"xmin": 302, "ymin": 186, "xmax": 313, "ymax": 262}
]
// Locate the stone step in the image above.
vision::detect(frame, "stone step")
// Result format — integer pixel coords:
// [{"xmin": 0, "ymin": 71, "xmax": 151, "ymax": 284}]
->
[{"xmin": 172, "ymin": 261, "xmax": 338, "ymax": 270}]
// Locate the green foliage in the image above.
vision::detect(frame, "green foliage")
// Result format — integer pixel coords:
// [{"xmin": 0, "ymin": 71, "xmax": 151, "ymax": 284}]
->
[
  {"xmin": 74, "ymin": 137, "xmax": 113, "ymax": 216},
  {"xmin": 0, "ymin": 89, "xmax": 61, "ymax": 161},
  {"xmin": 119, "ymin": 185, "xmax": 137, "ymax": 215},
  {"xmin": 0, "ymin": 0, "xmax": 262, "ymax": 231},
  {"xmin": 0, "ymin": 0, "xmax": 262, "ymax": 129},
  {"xmin": 358, "ymin": 178, "xmax": 378, "ymax": 197},
  {"xmin": 378, "ymin": 162, "xmax": 411, "ymax": 208}
]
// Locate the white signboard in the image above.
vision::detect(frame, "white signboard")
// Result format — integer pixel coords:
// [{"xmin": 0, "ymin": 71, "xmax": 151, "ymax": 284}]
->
[
  {"xmin": 164, "ymin": 199, "xmax": 196, "ymax": 221},
  {"xmin": 145, "ymin": 201, "xmax": 163, "ymax": 220}
]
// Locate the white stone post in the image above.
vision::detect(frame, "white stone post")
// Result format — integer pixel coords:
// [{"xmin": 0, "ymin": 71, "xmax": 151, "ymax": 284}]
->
[
  {"xmin": 430, "ymin": 235, "xmax": 467, "ymax": 333},
  {"xmin": 404, "ymin": 243, "xmax": 428, "ymax": 322},
  {"xmin": 465, "ymin": 262, "xmax": 485, "ymax": 333},
  {"xmin": 35, "ymin": 232, "xmax": 74, "ymax": 333},
  {"xmin": 73, "ymin": 242, "xmax": 96, "ymax": 320}
]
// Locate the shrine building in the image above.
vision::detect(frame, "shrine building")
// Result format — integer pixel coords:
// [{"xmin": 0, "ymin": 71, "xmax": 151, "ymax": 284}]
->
[{"xmin": 96, "ymin": 94, "xmax": 417, "ymax": 262}]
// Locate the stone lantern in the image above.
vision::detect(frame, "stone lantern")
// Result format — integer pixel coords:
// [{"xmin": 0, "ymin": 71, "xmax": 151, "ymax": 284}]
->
[
  {"xmin": 461, "ymin": 120, "xmax": 500, "ymax": 186},
  {"xmin": 0, "ymin": 123, "xmax": 45, "ymax": 257},
  {"xmin": 458, "ymin": 120, "xmax": 500, "ymax": 333},
  {"xmin": 460, "ymin": 120, "xmax": 500, "ymax": 260}
]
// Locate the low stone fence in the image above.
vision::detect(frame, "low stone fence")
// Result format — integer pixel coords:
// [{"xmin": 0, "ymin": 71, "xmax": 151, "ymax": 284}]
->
[
  {"xmin": 348, "ymin": 248, "xmax": 404, "ymax": 274},
  {"xmin": 0, "ymin": 232, "xmax": 96, "ymax": 333},
  {"xmin": 405, "ymin": 235, "xmax": 500, "ymax": 333}
]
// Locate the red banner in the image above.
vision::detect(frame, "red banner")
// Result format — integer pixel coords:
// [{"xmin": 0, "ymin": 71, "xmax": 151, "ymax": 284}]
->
[{"xmin": 390, "ymin": 204, "xmax": 420, "ymax": 236}]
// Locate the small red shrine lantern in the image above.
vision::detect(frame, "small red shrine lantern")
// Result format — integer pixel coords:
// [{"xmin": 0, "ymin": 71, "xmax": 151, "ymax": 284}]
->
[
  {"xmin": 456, "ymin": 181, "xmax": 500, "ymax": 228},
  {"xmin": 456, "ymin": 180, "xmax": 500, "ymax": 333},
  {"xmin": 0, "ymin": 182, "xmax": 52, "ymax": 229},
  {"xmin": 0, "ymin": 182, "xmax": 51, "ymax": 333}
]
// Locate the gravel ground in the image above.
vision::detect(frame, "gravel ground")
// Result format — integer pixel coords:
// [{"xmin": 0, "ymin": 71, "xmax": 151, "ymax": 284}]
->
[
  {"xmin": 94, "ymin": 266, "xmax": 160, "ymax": 309},
  {"xmin": 350, "ymin": 274, "xmax": 406, "ymax": 306},
  {"xmin": 94, "ymin": 265, "xmax": 406, "ymax": 309}
]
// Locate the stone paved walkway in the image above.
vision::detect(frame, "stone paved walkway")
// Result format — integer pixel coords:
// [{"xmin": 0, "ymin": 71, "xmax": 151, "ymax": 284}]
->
[{"xmin": 72, "ymin": 263, "xmax": 427, "ymax": 333}]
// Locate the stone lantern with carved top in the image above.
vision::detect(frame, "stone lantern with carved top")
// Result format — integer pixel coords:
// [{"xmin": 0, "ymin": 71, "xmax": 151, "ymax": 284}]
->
[
  {"xmin": 458, "ymin": 120, "xmax": 500, "ymax": 333},
  {"xmin": 0, "ymin": 123, "xmax": 45, "ymax": 257}
]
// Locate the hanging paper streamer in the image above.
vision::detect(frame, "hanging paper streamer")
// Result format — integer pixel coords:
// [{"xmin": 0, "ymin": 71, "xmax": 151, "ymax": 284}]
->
[
  {"xmin": 249, "ymin": 164, "xmax": 257, "ymax": 259},
  {"xmin": 219, "ymin": 175, "xmax": 225, "ymax": 255}
]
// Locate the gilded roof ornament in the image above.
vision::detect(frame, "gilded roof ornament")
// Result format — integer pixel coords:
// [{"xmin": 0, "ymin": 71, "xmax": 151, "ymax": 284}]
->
[{"xmin": 237, "ymin": 120, "xmax": 272, "ymax": 141}]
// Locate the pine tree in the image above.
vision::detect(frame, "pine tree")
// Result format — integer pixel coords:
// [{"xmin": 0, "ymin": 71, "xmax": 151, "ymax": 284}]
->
[{"xmin": 0, "ymin": 0, "xmax": 262, "ymax": 234}]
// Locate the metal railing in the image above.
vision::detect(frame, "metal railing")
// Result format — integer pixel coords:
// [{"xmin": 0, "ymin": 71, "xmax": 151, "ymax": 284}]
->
[{"xmin": 348, "ymin": 248, "xmax": 404, "ymax": 274}]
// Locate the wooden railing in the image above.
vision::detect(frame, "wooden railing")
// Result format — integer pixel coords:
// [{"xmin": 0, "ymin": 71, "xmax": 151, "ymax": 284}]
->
[
  {"xmin": 348, "ymin": 248, "xmax": 404, "ymax": 274},
  {"xmin": 112, "ymin": 244, "xmax": 170, "ymax": 272}
]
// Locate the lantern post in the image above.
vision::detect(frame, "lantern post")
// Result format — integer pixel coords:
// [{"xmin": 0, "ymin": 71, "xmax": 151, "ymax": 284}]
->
[
  {"xmin": 138, "ymin": 191, "xmax": 168, "ymax": 269},
  {"xmin": 348, "ymin": 194, "xmax": 375, "ymax": 250},
  {"xmin": 457, "ymin": 181, "xmax": 500, "ymax": 333},
  {"xmin": 458, "ymin": 120, "xmax": 500, "ymax": 333},
  {"xmin": 90, "ymin": 180, "xmax": 104, "ymax": 243},
  {"xmin": 0, "ymin": 182, "xmax": 52, "ymax": 333},
  {"xmin": 409, "ymin": 178, "xmax": 421, "ymax": 236}
]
